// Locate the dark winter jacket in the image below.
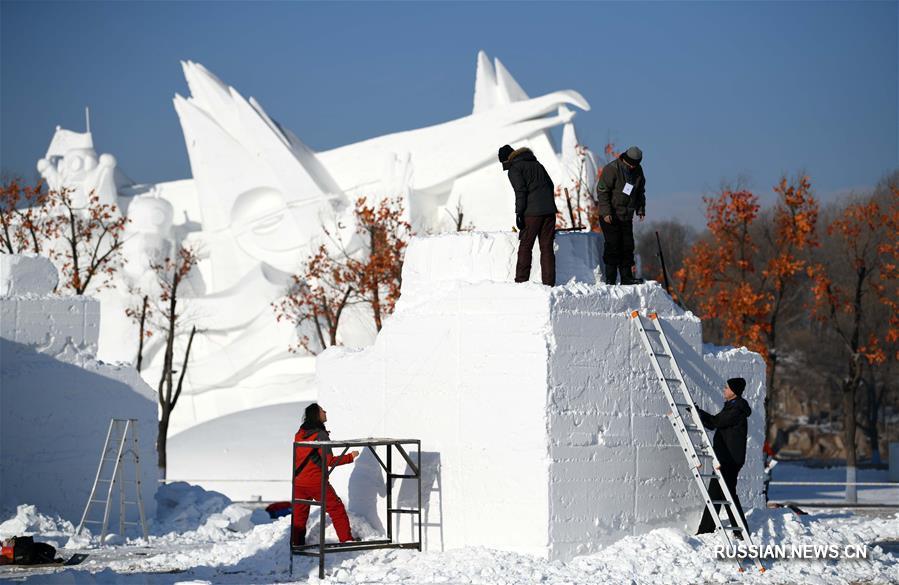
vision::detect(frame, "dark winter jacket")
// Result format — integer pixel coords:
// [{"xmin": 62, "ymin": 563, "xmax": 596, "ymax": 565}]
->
[
  {"xmin": 595, "ymin": 157, "xmax": 646, "ymax": 220},
  {"xmin": 505, "ymin": 148, "xmax": 558, "ymax": 217},
  {"xmin": 293, "ymin": 427, "xmax": 355, "ymax": 487},
  {"xmin": 698, "ymin": 397, "xmax": 752, "ymax": 469}
]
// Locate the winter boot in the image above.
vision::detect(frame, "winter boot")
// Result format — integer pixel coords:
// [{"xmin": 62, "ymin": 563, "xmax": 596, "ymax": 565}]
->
[
  {"xmin": 603, "ymin": 264, "xmax": 618, "ymax": 285},
  {"xmin": 291, "ymin": 529, "xmax": 305, "ymax": 549},
  {"xmin": 619, "ymin": 266, "xmax": 644, "ymax": 285}
]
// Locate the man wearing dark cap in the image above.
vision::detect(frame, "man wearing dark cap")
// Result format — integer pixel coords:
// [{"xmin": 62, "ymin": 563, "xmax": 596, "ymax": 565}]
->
[
  {"xmin": 696, "ymin": 377, "xmax": 752, "ymax": 537},
  {"xmin": 595, "ymin": 146, "xmax": 646, "ymax": 285},
  {"xmin": 498, "ymin": 144, "xmax": 558, "ymax": 286}
]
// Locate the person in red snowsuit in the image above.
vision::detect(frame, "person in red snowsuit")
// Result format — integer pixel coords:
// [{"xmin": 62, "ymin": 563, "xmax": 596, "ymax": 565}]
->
[{"xmin": 292, "ymin": 403, "xmax": 359, "ymax": 547}]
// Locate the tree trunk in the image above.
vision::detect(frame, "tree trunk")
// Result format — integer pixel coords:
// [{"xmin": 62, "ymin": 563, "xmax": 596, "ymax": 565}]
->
[
  {"xmin": 157, "ymin": 410, "xmax": 169, "ymax": 478},
  {"xmin": 136, "ymin": 295, "xmax": 148, "ymax": 372},
  {"xmin": 369, "ymin": 227, "xmax": 382, "ymax": 331},
  {"xmin": 843, "ymin": 357, "xmax": 861, "ymax": 503},
  {"xmin": 865, "ymin": 378, "xmax": 881, "ymax": 465},
  {"xmin": 765, "ymin": 349, "xmax": 777, "ymax": 443}
]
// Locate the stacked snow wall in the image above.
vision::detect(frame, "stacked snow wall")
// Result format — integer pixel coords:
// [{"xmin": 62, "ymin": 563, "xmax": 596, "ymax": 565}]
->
[
  {"xmin": 0, "ymin": 255, "xmax": 159, "ymax": 528},
  {"xmin": 317, "ymin": 231, "xmax": 765, "ymax": 561}
]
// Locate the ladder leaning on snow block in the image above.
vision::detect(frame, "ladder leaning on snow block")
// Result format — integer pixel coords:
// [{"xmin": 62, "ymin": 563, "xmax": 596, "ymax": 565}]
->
[
  {"xmin": 630, "ymin": 311, "xmax": 765, "ymax": 574},
  {"xmin": 76, "ymin": 418, "xmax": 149, "ymax": 541}
]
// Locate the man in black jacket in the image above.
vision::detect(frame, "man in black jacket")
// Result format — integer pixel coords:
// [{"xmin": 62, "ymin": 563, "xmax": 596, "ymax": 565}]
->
[
  {"xmin": 499, "ymin": 144, "xmax": 558, "ymax": 286},
  {"xmin": 696, "ymin": 377, "xmax": 752, "ymax": 537},
  {"xmin": 595, "ymin": 146, "xmax": 646, "ymax": 285}
]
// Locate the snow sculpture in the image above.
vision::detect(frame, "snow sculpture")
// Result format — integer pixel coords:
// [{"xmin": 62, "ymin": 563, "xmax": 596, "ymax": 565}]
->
[
  {"xmin": 121, "ymin": 191, "xmax": 175, "ymax": 284},
  {"xmin": 35, "ymin": 51, "xmax": 596, "ymax": 436},
  {"xmin": 318, "ymin": 232, "xmax": 766, "ymax": 561},
  {"xmin": 36, "ymin": 126, "xmax": 131, "ymax": 207},
  {"xmin": 0, "ymin": 255, "xmax": 159, "ymax": 525}
]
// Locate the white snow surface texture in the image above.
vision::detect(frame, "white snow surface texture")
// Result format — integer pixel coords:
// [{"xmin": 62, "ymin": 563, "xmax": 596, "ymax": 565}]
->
[
  {"xmin": 317, "ymin": 232, "xmax": 767, "ymax": 561},
  {"xmin": 0, "ymin": 255, "xmax": 159, "ymax": 526},
  {"xmin": 0, "ymin": 502, "xmax": 896, "ymax": 584}
]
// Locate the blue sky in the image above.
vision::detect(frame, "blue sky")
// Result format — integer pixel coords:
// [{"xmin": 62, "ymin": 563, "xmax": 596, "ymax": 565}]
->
[{"xmin": 1, "ymin": 1, "xmax": 896, "ymax": 225}]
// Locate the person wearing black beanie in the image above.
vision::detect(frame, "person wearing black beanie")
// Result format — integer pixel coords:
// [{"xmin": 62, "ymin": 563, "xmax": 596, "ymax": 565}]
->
[
  {"xmin": 498, "ymin": 143, "xmax": 558, "ymax": 286},
  {"xmin": 696, "ymin": 377, "xmax": 752, "ymax": 537}
]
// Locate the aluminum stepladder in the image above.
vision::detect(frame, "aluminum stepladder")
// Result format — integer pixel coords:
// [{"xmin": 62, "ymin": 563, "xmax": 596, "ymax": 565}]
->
[
  {"xmin": 630, "ymin": 311, "xmax": 765, "ymax": 574},
  {"xmin": 76, "ymin": 418, "xmax": 149, "ymax": 541}
]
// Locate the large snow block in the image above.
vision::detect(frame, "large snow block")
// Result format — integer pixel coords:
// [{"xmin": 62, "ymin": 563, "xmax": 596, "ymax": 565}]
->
[
  {"xmin": 0, "ymin": 255, "xmax": 159, "ymax": 528},
  {"xmin": 318, "ymin": 234, "xmax": 766, "ymax": 561},
  {"xmin": 402, "ymin": 231, "xmax": 601, "ymax": 294}
]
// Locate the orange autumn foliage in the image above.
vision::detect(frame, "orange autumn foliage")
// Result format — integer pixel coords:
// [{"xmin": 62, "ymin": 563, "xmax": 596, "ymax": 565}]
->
[
  {"xmin": 676, "ymin": 177, "xmax": 820, "ymax": 363},
  {"xmin": 808, "ymin": 187, "xmax": 898, "ymax": 364},
  {"xmin": 274, "ymin": 196, "xmax": 413, "ymax": 354}
]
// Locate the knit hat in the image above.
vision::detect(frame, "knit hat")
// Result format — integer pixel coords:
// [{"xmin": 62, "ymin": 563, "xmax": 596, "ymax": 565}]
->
[
  {"xmin": 727, "ymin": 377, "xmax": 746, "ymax": 396},
  {"xmin": 620, "ymin": 146, "xmax": 643, "ymax": 166},
  {"xmin": 498, "ymin": 144, "xmax": 514, "ymax": 164}
]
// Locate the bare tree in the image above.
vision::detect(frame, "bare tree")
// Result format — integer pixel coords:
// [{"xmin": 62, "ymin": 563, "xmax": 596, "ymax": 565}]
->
[{"xmin": 148, "ymin": 244, "xmax": 200, "ymax": 475}]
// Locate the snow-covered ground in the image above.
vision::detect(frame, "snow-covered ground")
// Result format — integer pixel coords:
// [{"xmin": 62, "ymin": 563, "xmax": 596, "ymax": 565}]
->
[
  {"xmin": 1, "ymin": 477, "xmax": 896, "ymax": 585},
  {"xmin": 769, "ymin": 462, "xmax": 899, "ymax": 505}
]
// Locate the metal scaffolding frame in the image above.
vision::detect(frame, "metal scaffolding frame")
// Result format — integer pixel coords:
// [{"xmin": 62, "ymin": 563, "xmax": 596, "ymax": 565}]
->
[{"xmin": 289, "ymin": 438, "xmax": 422, "ymax": 579}]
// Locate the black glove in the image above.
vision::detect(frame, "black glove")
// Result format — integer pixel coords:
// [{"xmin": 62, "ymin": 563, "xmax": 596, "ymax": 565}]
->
[{"xmin": 515, "ymin": 214, "xmax": 525, "ymax": 231}]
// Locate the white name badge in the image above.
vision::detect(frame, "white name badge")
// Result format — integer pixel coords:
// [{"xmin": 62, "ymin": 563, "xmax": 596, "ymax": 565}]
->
[{"xmin": 623, "ymin": 182, "xmax": 634, "ymax": 196}]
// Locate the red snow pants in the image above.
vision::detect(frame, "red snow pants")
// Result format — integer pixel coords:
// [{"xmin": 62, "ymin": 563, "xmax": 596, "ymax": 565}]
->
[{"xmin": 291, "ymin": 483, "xmax": 354, "ymax": 544}]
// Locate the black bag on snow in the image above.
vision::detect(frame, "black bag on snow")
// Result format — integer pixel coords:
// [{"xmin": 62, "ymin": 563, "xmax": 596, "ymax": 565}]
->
[{"xmin": 11, "ymin": 536, "xmax": 60, "ymax": 565}]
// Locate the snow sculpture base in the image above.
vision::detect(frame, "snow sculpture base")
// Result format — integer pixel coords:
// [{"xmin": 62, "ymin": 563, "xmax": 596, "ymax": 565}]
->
[
  {"xmin": 0, "ymin": 255, "xmax": 159, "ymax": 526},
  {"xmin": 318, "ymin": 232, "xmax": 765, "ymax": 560}
]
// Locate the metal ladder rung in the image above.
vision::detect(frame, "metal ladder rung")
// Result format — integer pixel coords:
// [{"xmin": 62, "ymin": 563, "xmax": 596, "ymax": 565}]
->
[
  {"xmin": 387, "ymin": 508, "xmax": 420, "ymax": 514},
  {"xmin": 76, "ymin": 419, "xmax": 148, "ymax": 542},
  {"xmin": 632, "ymin": 311, "xmax": 763, "ymax": 573}
]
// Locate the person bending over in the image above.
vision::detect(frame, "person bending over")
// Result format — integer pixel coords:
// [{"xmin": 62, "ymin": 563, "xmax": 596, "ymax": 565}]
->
[
  {"xmin": 499, "ymin": 144, "xmax": 558, "ymax": 286},
  {"xmin": 595, "ymin": 146, "xmax": 646, "ymax": 285},
  {"xmin": 292, "ymin": 403, "xmax": 359, "ymax": 547},
  {"xmin": 696, "ymin": 377, "xmax": 752, "ymax": 538}
]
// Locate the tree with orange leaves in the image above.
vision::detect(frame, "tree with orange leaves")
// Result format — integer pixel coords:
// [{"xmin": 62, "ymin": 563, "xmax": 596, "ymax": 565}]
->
[
  {"xmin": 273, "ymin": 244, "xmax": 357, "ymax": 354},
  {"xmin": 44, "ymin": 188, "xmax": 129, "ymax": 295},
  {"xmin": 344, "ymin": 196, "xmax": 412, "ymax": 331},
  {"xmin": 275, "ymin": 195, "xmax": 413, "ymax": 353},
  {"xmin": 807, "ymin": 184, "xmax": 898, "ymax": 500},
  {"xmin": 0, "ymin": 179, "xmax": 50, "ymax": 254},
  {"xmin": 675, "ymin": 176, "xmax": 820, "ymax": 439}
]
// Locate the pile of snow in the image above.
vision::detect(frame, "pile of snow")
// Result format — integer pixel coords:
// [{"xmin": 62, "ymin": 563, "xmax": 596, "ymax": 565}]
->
[
  {"xmin": 0, "ymin": 504, "xmax": 75, "ymax": 548},
  {"xmin": 152, "ymin": 482, "xmax": 272, "ymax": 543},
  {"xmin": 2, "ymin": 507, "xmax": 896, "ymax": 584},
  {"xmin": 0, "ymin": 254, "xmax": 58, "ymax": 296}
]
